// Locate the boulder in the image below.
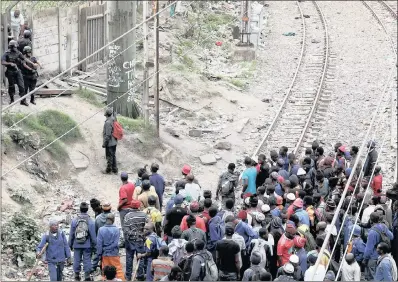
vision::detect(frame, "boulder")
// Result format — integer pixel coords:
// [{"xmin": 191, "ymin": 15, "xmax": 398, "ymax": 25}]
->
[
  {"xmin": 214, "ymin": 141, "xmax": 232, "ymax": 150},
  {"xmin": 189, "ymin": 129, "xmax": 202, "ymax": 137},
  {"xmin": 199, "ymin": 154, "xmax": 217, "ymax": 165}
]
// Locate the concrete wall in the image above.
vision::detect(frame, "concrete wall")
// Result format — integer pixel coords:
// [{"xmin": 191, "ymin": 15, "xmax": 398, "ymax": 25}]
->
[{"xmin": 32, "ymin": 6, "xmax": 80, "ymax": 74}]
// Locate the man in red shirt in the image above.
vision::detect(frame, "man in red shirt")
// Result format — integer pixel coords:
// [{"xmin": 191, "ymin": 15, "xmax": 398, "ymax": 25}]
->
[
  {"xmin": 118, "ymin": 172, "xmax": 135, "ymax": 228},
  {"xmin": 277, "ymin": 224, "xmax": 296, "ymax": 266},
  {"xmin": 371, "ymin": 166, "xmax": 383, "ymax": 196},
  {"xmin": 180, "ymin": 202, "xmax": 206, "ymax": 232}
]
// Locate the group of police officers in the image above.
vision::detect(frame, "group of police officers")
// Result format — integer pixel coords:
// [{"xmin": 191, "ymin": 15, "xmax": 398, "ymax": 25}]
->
[{"xmin": 1, "ymin": 27, "xmax": 40, "ymax": 106}]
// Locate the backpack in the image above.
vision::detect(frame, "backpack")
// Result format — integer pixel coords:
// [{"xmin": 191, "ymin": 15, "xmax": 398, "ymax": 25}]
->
[
  {"xmin": 75, "ymin": 216, "xmax": 89, "ymax": 244},
  {"xmin": 146, "ymin": 207, "xmax": 162, "ymax": 234},
  {"xmin": 179, "ymin": 255, "xmax": 193, "ymax": 281},
  {"xmin": 371, "ymin": 226, "xmax": 391, "ymax": 248},
  {"xmin": 123, "ymin": 210, "xmax": 146, "ymax": 242},
  {"xmin": 297, "ymin": 228, "xmax": 317, "ymax": 252},
  {"xmin": 112, "ymin": 120, "xmax": 124, "ymax": 140},
  {"xmin": 198, "ymin": 253, "xmax": 218, "ymax": 281},
  {"xmin": 221, "ymin": 179, "xmax": 233, "ymax": 195},
  {"xmin": 251, "ymin": 239, "xmax": 267, "ymax": 269},
  {"xmin": 250, "ymin": 267, "xmax": 262, "ymax": 281},
  {"xmin": 172, "ymin": 239, "xmax": 186, "ymax": 265},
  {"xmin": 188, "ymin": 228, "xmax": 205, "ymax": 243},
  {"xmin": 149, "ymin": 234, "xmax": 167, "ymax": 250}
]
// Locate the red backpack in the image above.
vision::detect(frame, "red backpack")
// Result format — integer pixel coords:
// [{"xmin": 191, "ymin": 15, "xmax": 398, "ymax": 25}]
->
[{"xmin": 112, "ymin": 119, "xmax": 124, "ymax": 140}]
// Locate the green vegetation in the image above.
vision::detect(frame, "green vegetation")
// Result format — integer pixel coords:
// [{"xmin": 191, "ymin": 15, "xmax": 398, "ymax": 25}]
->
[
  {"xmin": 203, "ymin": 13, "xmax": 235, "ymax": 30},
  {"xmin": 75, "ymin": 88, "xmax": 104, "ymax": 108},
  {"xmin": 230, "ymin": 79, "xmax": 246, "ymax": 88},
  {"xmin": 1, "ymin": 211, "xmax": 41, "ymax": 267},
  {"xmin": 3, "ymin": 110, "xmax": 81, "ymax": 159},
  {"xmin": 117, "ymin": 116, "xmax": 147, "ymax": 132}
]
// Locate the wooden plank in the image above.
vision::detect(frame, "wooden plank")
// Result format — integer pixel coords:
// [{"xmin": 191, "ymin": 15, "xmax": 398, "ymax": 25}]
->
[{"xmin": 36, "ymin": 89, "xmax": 75, "ymax": 97}]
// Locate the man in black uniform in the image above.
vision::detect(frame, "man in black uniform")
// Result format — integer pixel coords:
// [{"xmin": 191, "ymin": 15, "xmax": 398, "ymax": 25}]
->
[
  {"xmin": 17, "ymin": 30, "xmax": 32, "ymax": 53},
  {"xmin": 20, "ymin": 46, "xmax": 39, "ymax": 105},
  {"xmin": 1, "ymin": 40, "xmax": 30, "ymax": 105}
]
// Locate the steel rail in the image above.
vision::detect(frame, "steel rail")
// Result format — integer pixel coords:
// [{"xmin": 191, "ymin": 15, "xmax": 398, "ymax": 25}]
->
[
  {"xmin": 293, "ymin": 1, "xmax": 330, "ymax": 155},
  {"xmin": 251, "ymin": 0, "xmax": 306, "ymax": 159}
]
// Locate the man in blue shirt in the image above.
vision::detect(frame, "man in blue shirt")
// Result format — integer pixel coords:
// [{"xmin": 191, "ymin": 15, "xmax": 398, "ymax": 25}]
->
[
  {"xmin": 150, "ymin": 163, "xmax": 166, "ymax": 211},
  {"xmin": 374, "ymin": 242, "xmax": 397, "ymax": 281},
  {"xmin": 68, "ymin": 202, "xmax": 97, "ymax": 281},
  {"xmin": 242, "ymin": 157, "xmax": 257, "ymax": 197}
]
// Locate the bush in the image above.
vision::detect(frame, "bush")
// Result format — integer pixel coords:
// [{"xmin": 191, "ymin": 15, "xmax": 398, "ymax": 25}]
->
[
  {"xmin": 117, "ymin": 116, "xmax": 146, "ymax": 132},
  {"xmin": 75, "ymin": 88, "xmax": 104, "ymax": 108},
  {"xmin": 1, "ymin": 212, "xmax": 41, "ymax": 267}
]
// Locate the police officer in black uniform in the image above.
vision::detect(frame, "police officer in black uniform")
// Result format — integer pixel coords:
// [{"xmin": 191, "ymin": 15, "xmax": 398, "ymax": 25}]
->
[
  {"xmin": 20, "ymin": 46, "xmax": 39, "ymax": 105},
  {"xmin": 1, "ymin": 40, "xmax": 31, "ymax": 105},
  {"xmin": 17, "ymin": 30, "xmax": 32, "ymax": 53}
]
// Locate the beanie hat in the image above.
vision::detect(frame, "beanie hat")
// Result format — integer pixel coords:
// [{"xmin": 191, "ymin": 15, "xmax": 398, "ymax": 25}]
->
[
  {"xmin": 325, "ymin": 270, "xmax": 336, "ymax": 281},
  {"xmin": 353, "ymin": 224, "xmax": 361, "ymax": 236},
  {"xmin": 190, "ymin": 201, "xmax": 200, "ymax": 212},
  {"xmin": 308, "ymin": 253, "xmax": 318, "ymax": 264},
  {"xmin": 244, "ymin": 197, "xmax": 251, "ymax": 206},
  {"xmin": 131, "ymin": 200, "xmax": 141, "ymax": 209},
  {"xmin": 255, "ymin": 213, "xmax": 265, "ymax": 222},
  {"xmin": 287, "ymin": 193, "xmax": 296, "ymax": 201},
  {"xmin": 285, "ymin": 224, "xmax": 296, "ymax": 234},
  {"xmin": 293, "ymin": 236, "xmax": 307, "ymax": 248},
  {"xmin": 120, "ymin": 171, "xmax": 128, "ymax": 178},
  {"xmin": 293, "ymin": 198, "xmax": 304, "ymax": 208},
  {"xmin": 261, "ymin": 204, "xmax": 270, "ymax": 213},
  {"xmin": 49, "ymin": 218, "xmax": 59, "ymax": 226},
  {"xmin": 174, "ymin": 194, "xmax": 184, "ymax": 205},
  {"xmin": 102, "ymin": 202, "xmax": 112, "ymax": 211},
  {"xmin": 182, "ymin": 164, "xmax": 191, "ymax": 175},
  {"xmin": 283, "ymin": 263, "xmax": 295, "ymax": 274},
  {"xmin": 289, "ymin": 254, "xmax": 299, "ymax": 264},
  {"xmin": 238, "ymin": 210, "xmax": 248, "ymax": 220}
]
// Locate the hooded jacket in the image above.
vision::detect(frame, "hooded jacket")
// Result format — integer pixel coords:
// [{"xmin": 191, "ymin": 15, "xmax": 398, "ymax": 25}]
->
[{"xmin": 207, "ymin": 216, "xmax": 225, "ymax": 250}]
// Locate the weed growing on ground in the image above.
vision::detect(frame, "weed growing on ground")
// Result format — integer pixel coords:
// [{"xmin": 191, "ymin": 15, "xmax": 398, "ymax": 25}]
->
[
  {"xmin": 230, "ymin": 79, "xmax": 246, "ymax": 88},
  {"xmin": 75, "ymin": 88, "xmax": 104, "ymax": 108},
  {"xmin": 3, "ymin": 110, "xmax": 81, "ymax": 159}
]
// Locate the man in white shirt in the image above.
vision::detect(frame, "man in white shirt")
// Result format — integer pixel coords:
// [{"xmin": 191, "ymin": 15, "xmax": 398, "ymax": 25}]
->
[
  {"xmin": 304, "ymin": 253, "xmax": 326, "ymax": 281},
  {"xmin": 184, "ymin": 174, "xmax": 202, "ymax": 202},
  {"xmin": 10, "ymin": 10, "xmax": 24, "ymax": 40},
  {"xmin": 361, "ymin": 196, "xmax": 379, "ymax": 224},
  {"xmin": 341, "ymin": 253, "xmax": 361, "ymax": 281}
]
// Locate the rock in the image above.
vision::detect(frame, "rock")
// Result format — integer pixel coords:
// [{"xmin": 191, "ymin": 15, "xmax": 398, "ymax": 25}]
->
[
  {"xmin": 237, "ymin": 118, "xmax": 250, "ymax": 133},
  {"xmin": 215, "ymin": 155, "xmax": 222, "ymax": 161},
  {"xmin": 59, "ymin": 199, "xmax": 74, "ymax": 212},
  {"xmin": 311, "ymin": 39, "xmax": 320, "ymax": 44},
  {"xmin": 8, "ymin": 127, "xmax": 41, "ymax": 150},
  {"xmin": 189, "ymin": 129, "xmax": 202, "ymax": 137},
  {"xmin": 261, "ymin": 98, "xmax": 270, "ymax": 103},
  {"xmin": 68, "ymin": 151, "xmax": 89, "ymax": 170},
  {"xmin": 303, "ymin": 14, "xmax": 310, "ymax": 18},
  {"xmin": 5, "ymin": 267, "xmax": 18, "ymax": 279},
  {"xmin": 214, "ymin": 141, "xmax": 232, "ymax": 150},
  {"xmin": 165, "ymin": 127, "xmax": 180, "ymax": 138},
  {"xmin": 199, "ymin": 154, "xmax": 217, "ymax": 165},
  {"xmin": 230, "ymin": 99, "xmax": 237, "ymax": 104}
]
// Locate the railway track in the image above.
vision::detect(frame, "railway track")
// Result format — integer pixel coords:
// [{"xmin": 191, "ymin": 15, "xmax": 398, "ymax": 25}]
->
[
  {"xmin": 362, "ymin": 0, "xmax": 398, "ymax": 184},
  {"xmin": 252, "ymin": 1, "xmax": 331, "ymax": 158}
]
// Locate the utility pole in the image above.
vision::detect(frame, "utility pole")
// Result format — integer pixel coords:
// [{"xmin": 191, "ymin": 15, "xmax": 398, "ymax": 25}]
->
[
  {"xmin": 142, "ymin": 1, "xmax": 149, "ymax": 123},
  {"xmin": 154, "ymin": 0, "xmax": 160, "ymax": 137},
  {"xmin": 107, "ymin": 1, "xmax": 139, "ymax": 118}
]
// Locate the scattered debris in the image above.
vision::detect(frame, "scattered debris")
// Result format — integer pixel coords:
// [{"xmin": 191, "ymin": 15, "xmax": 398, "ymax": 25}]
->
[
  {"xmin": 282, "ymin": 32, "xmax": 296, "ymax": 36},
  {"xmin": 303, "ymin": 14, "xmax": 310, "ymax": 18},
  {"xmin": 311, "ymin": 39, "xmax": 320, "ymax": 44},
  {"xmin": 261, "ymin": 98, "xmax": 270, "ymax": 103},
  {"xmin": 165, "ymin": 127, "xmax": 180, "ymax": 138}
]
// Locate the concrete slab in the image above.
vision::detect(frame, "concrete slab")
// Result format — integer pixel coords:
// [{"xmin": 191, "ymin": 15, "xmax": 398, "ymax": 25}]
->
[
  {"xmin": 233, "ymin": 46, "xmax": 256, "ymax": 62},
  {"xmin": 199, "ymin": 154, "xmax": 217, "ymax": 165},
  {"xmin": 68, "ymin": 151, "xmax": 89, "ymax": 170}
]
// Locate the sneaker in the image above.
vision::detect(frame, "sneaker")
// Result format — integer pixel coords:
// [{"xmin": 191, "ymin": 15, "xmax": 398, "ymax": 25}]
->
[{"xmin": 30, "ymin": 100, "xmax": 36, "ymax": 105}]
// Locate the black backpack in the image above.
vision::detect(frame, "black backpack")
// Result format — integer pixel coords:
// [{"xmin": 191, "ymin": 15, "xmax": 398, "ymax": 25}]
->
[
  {"xmin": 179, "ymin": 255, "xmax": 193, "ymax": 281},
  {"xmin": 123, "ymin": 210, "xmax": 146, "ymax": 242},
  {"xmin": 75, "ymin": 216, "xmax": 89, "ymax": 244},
  {"xmin": 371, "ymin": 226, "xmax": 391, "ymax": 248}
]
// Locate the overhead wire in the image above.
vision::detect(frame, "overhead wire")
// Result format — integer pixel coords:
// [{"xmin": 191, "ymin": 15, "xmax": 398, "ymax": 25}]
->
[
  {"xmin": 1, "ymin": 7, "xmax": 240, "ymax": 178},
  {"xmin": 310, "ymin": 68, "xmax": 396, "ymax": 280},
  {"xmin": 1, "ymin": 0, "xmax": 178, "ymax": 112},
  {"xmin": 335, "ymin": 128, "xmax": 390, "ymax": 280}
]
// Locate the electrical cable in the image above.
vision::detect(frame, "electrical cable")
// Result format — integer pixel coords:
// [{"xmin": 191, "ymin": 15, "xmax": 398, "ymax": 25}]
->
[
  {"xmin": 1, "ymin": 8, "xmax": 239, "ymax": 178},
  {"xmin": 310, "ymin": 68, "xmax": 395, "ymax": 280},
  {"xmin": 334, "ymin": 128, "xmax": 389, "ymax": 280},
  {"xmin": 1, "ymin": 0, "xmax": 178, "ymax": 112}
]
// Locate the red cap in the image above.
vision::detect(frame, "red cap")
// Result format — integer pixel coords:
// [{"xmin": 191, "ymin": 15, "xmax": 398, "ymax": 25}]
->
[
  {"xmin": 293, "ymin": 198, "xmax": 303, "ymax": 208},
  {"xmin": 182, "ymin": 164, "xmax": 191, "ymax": 175},
  {"xmin": 238, "ymin": 210, "xmax": 248, "ymax": 220},
  {"xmin": 277, "ymin": 176, "xmax": 284, "ymax": 183},
  {"xmin": 190, "ymin": 201, "xmax": 200, "ymax": 212},
  {"xmin": 276, "ymin": 196, "xmax": 283, "ymax": 205},
  {"xmin": 293, "ymin": 236, "xmax": 307, "ymax": 248},
  {"xmin": 131, "ymin": 200, "xmax": 141, "ymax": 209},
  {"xmin": 338, "ymin": 145, "xmax": 346, "ymax": 152}
]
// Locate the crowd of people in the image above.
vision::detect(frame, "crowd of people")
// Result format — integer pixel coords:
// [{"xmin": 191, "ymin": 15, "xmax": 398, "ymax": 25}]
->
[{"xmin": 35, "ymin": 139, "xmax": 398, "ymax": 281}]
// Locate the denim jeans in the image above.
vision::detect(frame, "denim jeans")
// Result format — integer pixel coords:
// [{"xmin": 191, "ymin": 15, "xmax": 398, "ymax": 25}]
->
[
  {"xmin": 125, "ymin": 241, "xmax": 146, "ymax": 280},
  {"xmin": 73, "ymin": 248, "xmax": 92, "ymax": 273}
]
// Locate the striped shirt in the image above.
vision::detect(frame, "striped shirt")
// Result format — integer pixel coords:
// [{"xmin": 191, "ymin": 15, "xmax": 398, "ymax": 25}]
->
[{"xmin": 151, "ymin": 257, "xmax": 174, "ymax": 281}]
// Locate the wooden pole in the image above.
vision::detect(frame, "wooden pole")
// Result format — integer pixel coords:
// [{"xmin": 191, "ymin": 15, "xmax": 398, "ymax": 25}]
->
[
  {"xmin": 27, "ymin": 243, "xmax": 48, "ymax": 281},
  {"xmin": 154, "ymin": 0, "xmax": 160, "ymax": 137}
]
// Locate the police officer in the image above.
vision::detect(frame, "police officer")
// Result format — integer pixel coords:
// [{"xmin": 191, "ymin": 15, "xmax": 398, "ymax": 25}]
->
[
  {"xmin": 20, "ymin": 46, "xmax": 39, "ymax": 105},
  {"xmin": 1, "ymin": 40, "xmax": 31, "ymax": 105},
  {"xmin": 17, "ymin": 30, "xmax": 32, "ymax": 53}
]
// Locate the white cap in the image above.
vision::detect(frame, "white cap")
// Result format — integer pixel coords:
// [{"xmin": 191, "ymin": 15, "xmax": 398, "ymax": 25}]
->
[
  {"xmin": 283, "ymin": 263, "xmax": 295, "ymax": 274},
  {"xmin": 261, "ymin": 204, "xmax": 270, "ymax": 213},
  {"xmin": 289, "ymin": 254, "xmax": 299, "ymax": 264},
  {"xmin": 244, "ymin": 197, "xmax": 251, "ymax": 205},
  {"xmin": 297, "ymin": 168, "xmax": 306, "ymax": 176},
  {"xmin": 255, "ymin": 213, "xmax": 265, "ymax": 222},
  {"xmin": 287, "ymin": 193, "xmax": 296, "ymax": 201}
]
